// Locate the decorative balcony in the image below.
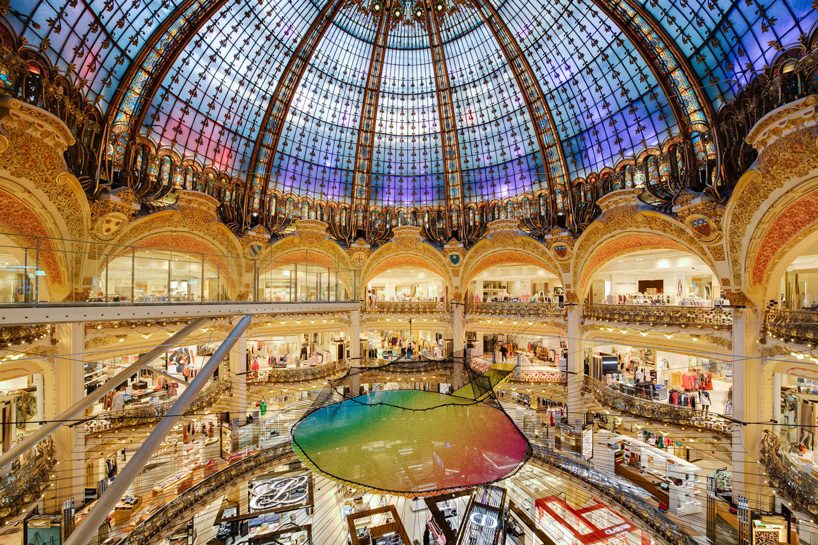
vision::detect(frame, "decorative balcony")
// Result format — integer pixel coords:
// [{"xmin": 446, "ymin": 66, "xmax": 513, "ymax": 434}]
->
[
  {"xmin": 583, "ymin": 377, "xmax": 732, "ymax": 437},
  {"xmin": 0, "ymin": 437, "xmax": 55, "ymax": 523},
  {"xmin": 584, "ymin": 304, "xmax": 733, "ymax": 330},
  {"xmin": 465, "ymin": 301, "xmax": 567, "ymax": 318},
  {"xmin": 84, "ymin": 377, "xmax": 231, "ymax": 435},
  {"xmin": 0, "ymin": 324, "xmax": 52, "ymax": 348},
  {"xmin": 529, "ymin": 443, "xmax": 696, "ymax": 545},
  {"xmin": 121, "ymin": 443, "xmax": 296, "ymax": 545},
  {"xmin": 250, "ymin": 360, "xmax": 348, "ymax": 384},
  {"xmin": 765, "ymin": 308, "xmax": 818, "ymax": 346},
  {"xmin": 364, "ymin": 300, "xmax": 449, "ymax": 314},
  {"xmin": 760, "ymin": 430, "xmax": 818, "ymax": 515}
]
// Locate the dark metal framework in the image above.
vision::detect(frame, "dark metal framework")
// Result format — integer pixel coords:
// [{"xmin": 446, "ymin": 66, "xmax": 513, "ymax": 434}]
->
[
  {"xmin": 592, "ymin": 0, "xmax": 718, "ymax": 207},
  {"xmin": 244, "ymin": 0, "xmax": 349, "ymax": 233},
  {"xmin": 466, "ymin": 0, "xmax": 573, "ymax": 230},
  {"xmin": 115, "ymin": 0, "xmax": 228, "ymax": 200},
  {"xmin": 350, "ymin": 8, "xmax": 394, "ymax": 222},
  {"xmin": 422, "ymin": 3, "xmax": 468, "ymax": 244}
]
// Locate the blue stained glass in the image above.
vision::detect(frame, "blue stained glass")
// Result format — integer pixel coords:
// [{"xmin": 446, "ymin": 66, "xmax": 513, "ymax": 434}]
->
[{"xmin": 10, "ymin": 0, "xmax": 816, "ymax": 204}]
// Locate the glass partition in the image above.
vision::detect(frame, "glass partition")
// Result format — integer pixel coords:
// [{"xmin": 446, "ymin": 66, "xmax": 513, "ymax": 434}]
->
[
  {"xmin": 255, "ymin": 250, "xmax": 356, "ymax": 303},
  {"xmin": 0, "ymin": 233, "xmax": 357, "ymax": 306}
]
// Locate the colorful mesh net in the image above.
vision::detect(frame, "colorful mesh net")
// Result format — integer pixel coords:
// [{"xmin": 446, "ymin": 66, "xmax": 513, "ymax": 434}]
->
[{"xmin": 291, "ymin": 357, "xmax": 531, "ymax": 496}]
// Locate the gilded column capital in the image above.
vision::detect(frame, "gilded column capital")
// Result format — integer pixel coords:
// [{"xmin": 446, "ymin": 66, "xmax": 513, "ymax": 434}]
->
[
  {"xmin": 0, "ymin": 95, "xmax": 75, "ymax": 152},
  {"xmin": 745, "ymin": 94, "xmax": 818, "ymax": 155}
]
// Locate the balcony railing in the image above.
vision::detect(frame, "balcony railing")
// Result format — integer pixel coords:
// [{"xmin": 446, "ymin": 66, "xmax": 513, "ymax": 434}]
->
[
  {"xmin": 465, "ymin": 301, "xmax": 567, "ymax": 318},
  {"xmin": 760, "ymin": 430, "xmax": 818, "ymax": 515},
  {"xmin": 84, "ymin": 377, "xmax": 231, "ymax": 435},
  {"xmin": 364, "ymin": 300, "xmax": 449, "ymax": 314},
  {"xmin": 765, "ymin": 308, "xmax": 818, "ymax": 345},
  {"xmin": 121, "ymin": 443, "xmax": 296, "ymax": 545},
  {"xmin": 583, "ymin": 377, "xmax": 732, "ymax": 437},
  {"xmin": 529, "ymin": 443, "xmax": 696, "ymax": 545},
  {"xmin": 0, "ymin": 437, "xmax": 55, "ymax": 523},
  {"xmin": 584, "ymin": 304, "xmax": 733, "ymax": 330},
  {"xmin": 0, "ymin": 324, "xmax": 51, "ymax": 348},
  {"xmin": 250, "ymin": 360, "xmax": 349, "ymax": 384}
]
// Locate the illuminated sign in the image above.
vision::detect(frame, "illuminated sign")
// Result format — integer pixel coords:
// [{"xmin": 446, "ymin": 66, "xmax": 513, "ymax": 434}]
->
[
  {"xmin": 249, "ymin": 474, "xmax": 310, "ymax": 512},
  {"xmin": 535, "ymin": 496, "xmax": 636, "ymax": 544}
]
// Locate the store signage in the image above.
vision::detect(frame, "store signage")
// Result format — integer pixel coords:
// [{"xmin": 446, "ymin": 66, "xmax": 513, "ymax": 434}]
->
[
  {"xmin": 535, "ymin": 496, "xmax": 635, "ymax": 545},
  {"xmin": 469, "ymin": 512, "xmax": 498, "ymax": 528},
  {"xmin": 249, "ymin": 474, "xmax": 310, "ymax": 512}
]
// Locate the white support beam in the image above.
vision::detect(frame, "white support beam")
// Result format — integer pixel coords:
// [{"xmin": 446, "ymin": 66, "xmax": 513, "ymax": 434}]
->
[
  {"xmin": 0, "ymin": 318, "xmax": 208, "ymax": 470},
  {"xmin": 65, "ymin": 315, "xmax": 253, "ymax": 545},
  {"xmin": 0, "ymin": 301, "xmax": 361, "ymax": 325}
]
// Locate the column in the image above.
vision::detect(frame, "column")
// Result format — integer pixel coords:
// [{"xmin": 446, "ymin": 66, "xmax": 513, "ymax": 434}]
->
[
  {"xmin": 452, "ymin": 302, "xmax": 466, "ymax": 389},
  {"xmin": 452, "ymin": 302, "xmax": 465, "ymax": 356},
  {"xmin": 731, "ymin": 307, "xmax": 773, "ymax": 510},
  {"xmin": 565, "ymin": 296, "xmax": 586, "ymax": 430},
  {"xmin": 348, "ymin": 309, "xmax": 361, "ymax": 396},
  {"xmin": 50, "ymin": 323, "xmax": 85, "ymax": 511},
  {"xmin": 350, "ymin": 309, "xmax": 361, "ymax": 362},
  {"xmin": 228, "ymin": 334, "xmax": 248, "ymax": 425}
]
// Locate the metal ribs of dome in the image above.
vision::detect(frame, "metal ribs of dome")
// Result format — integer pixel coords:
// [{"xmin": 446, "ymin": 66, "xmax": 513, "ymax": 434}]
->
[{"xmin": 5, "ymin": 0, "xmax": 817, "ymax": 239}]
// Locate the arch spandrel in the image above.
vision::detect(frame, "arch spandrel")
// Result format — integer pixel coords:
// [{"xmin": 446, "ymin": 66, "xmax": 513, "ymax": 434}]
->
[
  {"xmin": 743, "ymin": 178, "xmax": 818, "ymax": 303},
  {"xmin": 572, "ymin": 207, "xmax": 719, "ymax": 299},
  {"xmin": 362, "ymin": 240, "xmax": 455, "ymax": 299},
  {"xmin": 461, "ymin": 235, "xmax": 561, "ymax": 289}
]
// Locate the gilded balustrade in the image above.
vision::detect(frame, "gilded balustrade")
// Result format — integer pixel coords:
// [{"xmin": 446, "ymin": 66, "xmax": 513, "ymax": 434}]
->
[
  {"xmin": 0, "ymin": 324, "xmax": 52, "ymax": 348},
  {"xmin": 84, "ymin": 377, "xmax": 231, "ymax": 435},
  {"xmin": 465, "ymin": 301, "xmax": 567, "ymax": 318},
  {"xmin": 0, "ymin": 437, "xmax": 55, "ymax": 522},
  {"xmin": 529, "ymin": 443, "xmax": 696, "ymax": 545},
  {"xmin": 584, "ymin": 304, "xmax": 733, "ymax": 330},
  {"xmin": 120, "ymin": 444, "xmax": 296, "ymax": 544},
  {"xmin": 583, "ymin": 377, "xmax": 732, "ymax": 437},
  {"xmin": 365, "ymin": 300, "xmax": 449, "ymax": 314},
  {"xmin": 766, "ymin": 308, "xmax": 818, "ymax": 346},
  {"xmin": 250, "ymin": 360, "xmax": 349, "ymax": 384},
  {"xmin": 760, "ymin": 430, "xmax": 818, "ymax": 515}
]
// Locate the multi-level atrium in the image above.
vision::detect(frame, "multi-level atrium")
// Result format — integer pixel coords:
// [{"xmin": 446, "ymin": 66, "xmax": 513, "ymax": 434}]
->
[{"xmin": 0, "ymin": 0, "xmax": 816, "ymax": 544}]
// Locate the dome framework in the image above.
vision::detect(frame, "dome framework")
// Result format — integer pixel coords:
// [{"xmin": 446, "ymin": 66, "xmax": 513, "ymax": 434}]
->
[{"xmin": 3, "ymin": 0, "xmax": 815, "ymax": 246}]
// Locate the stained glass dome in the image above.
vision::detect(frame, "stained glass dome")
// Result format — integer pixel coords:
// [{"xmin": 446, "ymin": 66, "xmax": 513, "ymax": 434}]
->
[{"xmin": 6, "ymin": 0, "xmax": 816, "ymax": 216}]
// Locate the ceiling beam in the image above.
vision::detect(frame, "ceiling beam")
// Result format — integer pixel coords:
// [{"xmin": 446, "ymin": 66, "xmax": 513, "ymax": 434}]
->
[
  {"xmin": 351, "ymin": 9, "xmax": 394, "ymax": 220},
  {"xmin": 424, "ymin": 5, "xmax": 465, "ymax": 230},
  {"xmin": 108, "ymin": 0, "xmax": 228, "ymax": 141},
  {"xmin": 592, "ymin": 0, "xmax": 714, "ymax": 137},
  {"xmin": 246, "ymin": 0, "xmax": 348, "ymax": 226},
  {"xmin": 468, "ymin": 0, "xmax": 572, "ymax": 228}
]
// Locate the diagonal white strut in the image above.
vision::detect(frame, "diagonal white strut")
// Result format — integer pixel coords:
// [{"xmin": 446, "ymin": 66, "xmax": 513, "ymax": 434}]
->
[
  {"xmin": 0, "ymin": 317, "xmax": 209, "ymax": 470},
  {"xmin": 65, "ymin": 314, "xmax": 253, "ymax": 545}
]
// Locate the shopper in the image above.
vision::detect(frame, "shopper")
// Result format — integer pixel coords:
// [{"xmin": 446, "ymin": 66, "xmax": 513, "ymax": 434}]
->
[
  {"xmin": 500, "ymin": 345, "xmax": 508, "ymax": 362},
  {"xmin": 111, "ymin": 386, "xmax": 126, "ymax": 412},
  {"xmin": 635, "ymin": 368, "xmax": 644, "ymax": 384},
  {"xmin": 699, "ymin": 391, "xmax": 711, "ymax": 416}
]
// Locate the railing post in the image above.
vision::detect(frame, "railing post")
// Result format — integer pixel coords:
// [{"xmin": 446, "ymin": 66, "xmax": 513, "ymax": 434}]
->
[
  {"xmin": 22, "ymin": 246, "xmax": 28, "ymax": 304},
  {"xmin": 253, "ymin": 260, "xmax": 259, "ymax": 302},
  {"xmin": 130, "ymin": 247, "xmax": 136, "ymax": 303},
  {"xmin": 200, "ymin": 253, "xmax": 205, "ymax": 302},
  {"xmin": 104, "ymin": 253, "xmax": 109, "ymax": 303},
  {"xmin": 33, "ymin": 237, "xmax": 40, "ymax": 306}
]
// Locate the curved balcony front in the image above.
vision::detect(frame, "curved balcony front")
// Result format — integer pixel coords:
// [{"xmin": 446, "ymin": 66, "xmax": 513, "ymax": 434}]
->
[
  {"xmin": 584, "ymin": 304, "xmax": 733, "ymax": 331},
  {"xmin": 766, "ymin": 308, "xmax": 818, "ymax": 346},
  {"xmin": 583, "ymin": 377, "xmax": 733, "ymax": 437},
  {"xmin": 760, "ymin": 430, "xmax": 818, "ymax": 516}
]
